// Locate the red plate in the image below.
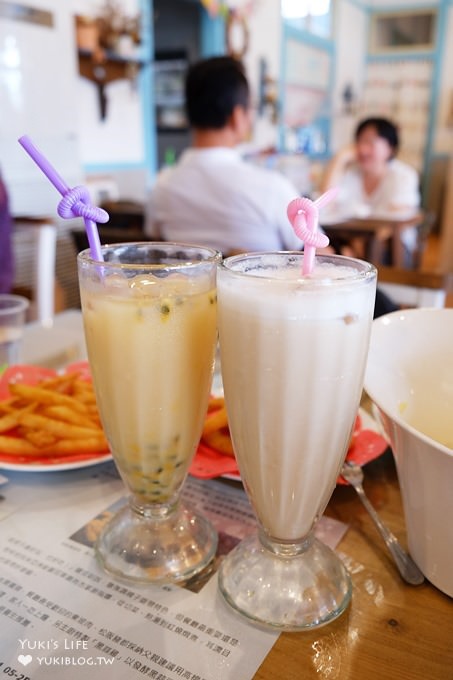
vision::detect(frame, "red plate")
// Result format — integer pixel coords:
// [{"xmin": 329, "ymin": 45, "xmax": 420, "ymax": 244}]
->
[
  {"xmin": 0, "ymin": 363, "xmax": 111, "ymax": 470},
  {"xmin": 190, "ymin": 411, "xmax": 388, "ymax": 483}
]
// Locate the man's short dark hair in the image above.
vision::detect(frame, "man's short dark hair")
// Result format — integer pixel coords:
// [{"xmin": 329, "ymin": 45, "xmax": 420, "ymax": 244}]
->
[
  {"xmin": 185, "ymin": 56, "xmax": 250, "ymax": 129},
  {"xmin": 355, "ymin": 117, "xmax": 399, "ymax": 155}
]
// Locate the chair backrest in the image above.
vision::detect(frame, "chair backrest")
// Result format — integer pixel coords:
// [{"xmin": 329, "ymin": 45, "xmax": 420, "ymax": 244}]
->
[
  {"xmin": 71, "ymin": 226, "xmax": 151, "ymax": 255},
  {"xmin": 99, "ymin": 200, "xmax": 145, "ymax": 232},
  {"xmin": 71, "ymin": 200, "xmax": 147, "ymax": 254},
  {"xmin": 378, "ymin": 266, "xmax": 453, "ymax": 309},
  {"xmin": 85, "ymin": 175, "xmax": 120, "ymax": 205},
  {"xmin": 411, "ymin": 210, "xmax": 436, "ymax": 269},
  {"xmin": 12, "ymin": 217, "xmax": 57, "ymax": 323}
]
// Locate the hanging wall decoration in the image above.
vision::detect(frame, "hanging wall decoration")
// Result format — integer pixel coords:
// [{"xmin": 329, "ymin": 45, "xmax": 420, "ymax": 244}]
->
[
  {"xmin": 200, "ymin": 0, "xmax": 258, "ymax": 59},
  {"xmin": 75, "ymin": 1, "xmax": 144, "ymax": 120}
]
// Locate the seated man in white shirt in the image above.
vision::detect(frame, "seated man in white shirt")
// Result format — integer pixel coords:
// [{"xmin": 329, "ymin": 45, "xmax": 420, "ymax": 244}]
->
[{"xmin": 144, "ymin": 56, "xmax": 304, "ymax": 254}]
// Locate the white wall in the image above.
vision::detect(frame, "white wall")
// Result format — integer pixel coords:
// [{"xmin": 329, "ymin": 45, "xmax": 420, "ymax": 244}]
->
[
  {"xmin": 3, "ymin": 0, "xmax": 451, "ymax": 209},
  {"xmin": 331, "ymin": 0, "xmax": 368, "ymax": 151},
  {"xmin": 71, "ymin": 1, "xmax": 147, "ymax": 172},
  {"xmin": 71, "ymin": 0, "xmax": 151, "ymax": 203},
  {"xmin": 243, "ymin": 0, "xmax": 282, "ymax": 149},
  {"xmin": 0, "ymin": 0, "xmax": 149, "ymax": 212},
  {"xmin": 0, "ymin": 0, "xmax": 83, "ymax": 215}
]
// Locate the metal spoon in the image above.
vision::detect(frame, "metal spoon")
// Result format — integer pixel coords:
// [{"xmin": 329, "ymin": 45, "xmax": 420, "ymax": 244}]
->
[{"xmin": 341, "ymin": 461, "xmax": 425, "ymax": 586}]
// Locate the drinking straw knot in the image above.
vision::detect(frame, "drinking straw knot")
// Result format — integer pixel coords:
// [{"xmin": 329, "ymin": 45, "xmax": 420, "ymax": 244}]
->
[
  {"xmin": 18, "ymin": 134, "xmax": 106, "ymax": 261},
  {"xmin": 287, "ymin": 197, "xmax": 330, "ymax": 249},
  {"xmin": 57, "ymin": 185, "xmax": 109, "ymax": 224}
]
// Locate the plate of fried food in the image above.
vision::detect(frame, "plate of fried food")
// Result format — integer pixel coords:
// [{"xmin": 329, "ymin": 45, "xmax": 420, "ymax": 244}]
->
[
  {"xmin": 0, "ymin": 362, "xmax": 112, "ymax": 471},
  {"xmin": 190, "ymin": 395, "xmax": 389, "ymax": 482}
]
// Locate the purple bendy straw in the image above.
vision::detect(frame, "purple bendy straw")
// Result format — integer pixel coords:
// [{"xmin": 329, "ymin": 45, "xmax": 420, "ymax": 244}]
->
[{"xmin": 18, "ymin": 135, "xmax": 108, "ymax": 261}]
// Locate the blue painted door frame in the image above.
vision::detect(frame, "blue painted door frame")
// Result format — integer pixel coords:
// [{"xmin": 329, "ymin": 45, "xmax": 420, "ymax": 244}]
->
[{"xmin": 142, "ymin": 0, "xmax": 225, "ymax": 179}]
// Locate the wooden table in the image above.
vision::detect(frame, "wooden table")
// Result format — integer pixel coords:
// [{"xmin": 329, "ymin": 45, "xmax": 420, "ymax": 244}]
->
[
  {"xmin": 253, "ymin": 449, "xmax": 453, "ymax": 680},
  {"xmin": 322, "ymin": 213, "xmax": 424, "ymax": 268},
  {"xmin": 6, "ymin": 312, "xmax": 451, "ymax": 679}
]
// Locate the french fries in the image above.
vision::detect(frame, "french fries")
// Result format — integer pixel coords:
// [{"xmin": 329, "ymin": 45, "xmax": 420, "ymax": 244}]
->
[
  {"xmin": 0, "ymin": 372, "xmax": 109, "ymax": 458},
  {"xmin": 200, "ymin": 395, "xmax": 360, "ymax": 461},
  {"xmin": 201, "ymin": 396, "xmax": 234, "ymax": 457}
]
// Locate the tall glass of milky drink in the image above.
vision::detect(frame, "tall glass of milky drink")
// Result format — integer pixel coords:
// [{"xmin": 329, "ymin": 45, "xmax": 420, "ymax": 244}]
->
[
  {"xmin": 217, "ymin": 253, "xmax": 376, "ymax": 630},
  {"xmin": 78, "ymin": 243, "xmax": 220, "ymax": 584}
]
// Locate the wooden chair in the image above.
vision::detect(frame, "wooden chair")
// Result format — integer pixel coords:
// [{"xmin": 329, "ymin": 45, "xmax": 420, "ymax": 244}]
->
[
  {"xmin": 377, "ymin": 266, "xmax": 453, "ymax": 309},
  {"xmin": 71, "ymin": 200, "xmax": 147, "ymax": 254},
  {"xmin": 99, "ymin": 200, "xmax": 145, "ymax": 232},
  {"xmin": 70, "ymin": 226, "xmax": 149, "ymax": 254},
  {"xmin": 410, "ymin": 210, "xmax": 436, "ymax": 269},
  {"xmin": 12, "ymin": 216, "xmax": 57, "ymax": 323},
  {"xmin": 323, "ymin": 209, "xmax": 436, "ymax": 269}
]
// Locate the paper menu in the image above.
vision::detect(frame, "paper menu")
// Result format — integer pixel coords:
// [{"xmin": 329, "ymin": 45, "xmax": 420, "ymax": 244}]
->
[
  {"xmin": 0, "ymin": 542, "xmax": 277, "ymax": 679},
  {"xmin": 0, "ymin": 465, "xmax": 347, "ymax": 679}
]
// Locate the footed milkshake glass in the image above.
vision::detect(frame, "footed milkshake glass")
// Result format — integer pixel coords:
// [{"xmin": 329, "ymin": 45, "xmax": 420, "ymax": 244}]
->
[
  {"xmin": 217, "ymin": 253, "xmax": 376, "ymax": 630},
  {"xmin": 78, "ymin": 243, "xmax": 220, "ymax": 584}
]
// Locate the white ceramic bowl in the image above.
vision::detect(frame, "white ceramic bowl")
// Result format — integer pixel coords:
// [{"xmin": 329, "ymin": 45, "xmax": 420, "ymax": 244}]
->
[{"xmin": 364, "ymin": 308, "xmax": 453, "ymax": 598}]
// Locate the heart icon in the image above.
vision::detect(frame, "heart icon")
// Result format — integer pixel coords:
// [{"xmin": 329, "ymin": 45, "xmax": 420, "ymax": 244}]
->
[{"xmin": 18, "ymin": 655, "xmax": 32, "ymax": 666}]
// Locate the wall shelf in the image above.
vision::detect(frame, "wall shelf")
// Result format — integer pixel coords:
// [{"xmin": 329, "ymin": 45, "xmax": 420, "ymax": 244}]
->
[{"xmin": 77, "ymin": 48, "xmax": 147, "ymax": 119}]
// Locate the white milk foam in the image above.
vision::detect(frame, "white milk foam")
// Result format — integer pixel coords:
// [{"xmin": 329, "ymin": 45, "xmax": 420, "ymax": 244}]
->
[
  {"xmin": 233, "ymin": 258, "xmax": 361, "ymax": 281},
  {"xmin": 222, "ymin": 261, "xmax": 371, "ymax": 321}
]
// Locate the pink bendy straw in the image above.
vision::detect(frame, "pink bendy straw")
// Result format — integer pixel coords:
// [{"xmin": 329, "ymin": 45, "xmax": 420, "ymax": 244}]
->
[
  {"xmin": 18, "ymin": 135, "xmax": 108, "ymax": 261},
  {"xmin": 287, "ymin": 187, "xmax": 338, "ymax": 276}
]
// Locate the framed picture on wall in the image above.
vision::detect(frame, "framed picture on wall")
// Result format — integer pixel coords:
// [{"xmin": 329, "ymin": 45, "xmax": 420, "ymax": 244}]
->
[{"xmin": 369, "ymin": 9, "xmax": 437, "ymax": 54}]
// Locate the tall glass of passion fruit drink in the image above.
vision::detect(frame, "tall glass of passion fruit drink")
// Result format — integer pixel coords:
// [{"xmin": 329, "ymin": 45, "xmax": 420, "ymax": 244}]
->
[{"xmin": 78, "ymin": 243, "xmax": 220, "ymax": 583}]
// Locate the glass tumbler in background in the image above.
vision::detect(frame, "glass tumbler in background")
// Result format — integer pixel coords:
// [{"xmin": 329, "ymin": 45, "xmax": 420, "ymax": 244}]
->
[
  {"xmin": 78, "ymin": 243, "xmax": 220, "ymax": 584},
  {"xmin": 0, "ymin": 294, "xmax": 29, "ymax": 367},
  {"xmin": 217, "ymin": 253, "xmax": 377, "ymax": 630}
]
